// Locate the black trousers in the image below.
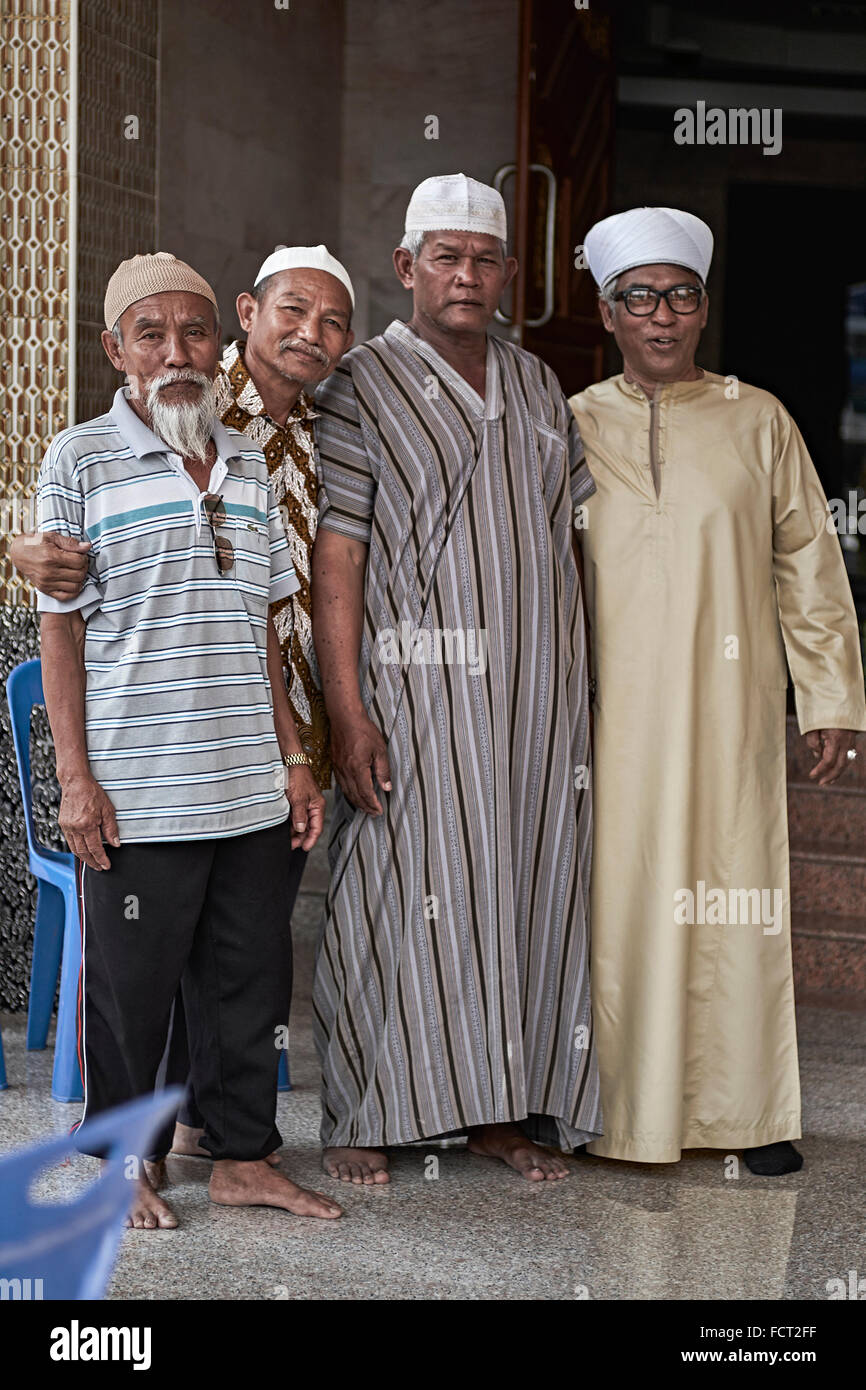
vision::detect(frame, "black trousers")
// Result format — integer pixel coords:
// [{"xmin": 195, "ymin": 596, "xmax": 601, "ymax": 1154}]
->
[
  {"xmin": 164, "ymin": 846, "xmax": 307, "ymax": 1133},
  {"xmin": 75, "ymin": 821, "xmax": 297, "ymax": 1162}
]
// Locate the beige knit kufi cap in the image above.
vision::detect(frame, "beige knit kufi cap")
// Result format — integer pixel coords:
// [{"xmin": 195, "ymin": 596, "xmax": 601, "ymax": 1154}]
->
[{"xmin": 103, "ymin": 251, "xmax": 219, "ymax": 330}]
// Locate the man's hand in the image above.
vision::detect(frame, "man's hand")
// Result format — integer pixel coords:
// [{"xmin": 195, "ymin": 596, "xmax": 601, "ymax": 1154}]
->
[
  {"xmin": 11, "ymin": 531, "xmax": 91, "ymax": 600},
  {"xmin": 58, "ymin": 772, "xmax": 120, "ymax": 870},
  {"xmin": 804, "ymin": 729, "xmax": 858, "ymax": 786},
  {"xmin": 330, "ymin": 711, "xmax": 392, "ymax": 815},
  {"xmin": 284, "ymin": 765, "xmax": 326, "ymax": 851}
]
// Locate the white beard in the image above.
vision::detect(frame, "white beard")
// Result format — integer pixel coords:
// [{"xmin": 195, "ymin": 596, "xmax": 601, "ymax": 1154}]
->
[{"xmin": 145, "ymin": 371, "xmax": 216, "ymax": 461}]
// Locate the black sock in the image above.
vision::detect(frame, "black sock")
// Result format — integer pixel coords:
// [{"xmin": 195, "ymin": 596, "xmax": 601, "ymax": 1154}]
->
[{"xmin": 743, "ymin": 1141, "xmax": 803, "ymax": 1176}]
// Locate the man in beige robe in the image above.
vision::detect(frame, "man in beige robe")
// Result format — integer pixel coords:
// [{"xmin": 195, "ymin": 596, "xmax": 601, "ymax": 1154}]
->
[{"xmin": 569, "ymin": 206, "xmax": 866, "ymax": 1174}]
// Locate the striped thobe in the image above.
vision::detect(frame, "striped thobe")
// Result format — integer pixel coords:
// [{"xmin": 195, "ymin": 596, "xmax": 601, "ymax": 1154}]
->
[{"xmin": 312, "ymin": 320, "xmax": 601, "ymax": 1150}]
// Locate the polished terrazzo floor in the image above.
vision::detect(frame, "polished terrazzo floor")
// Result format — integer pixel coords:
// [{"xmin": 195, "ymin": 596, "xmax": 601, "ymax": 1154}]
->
[{"xmin": 1, "ymin": 821, "xmax": 864, "ymax": 1301}]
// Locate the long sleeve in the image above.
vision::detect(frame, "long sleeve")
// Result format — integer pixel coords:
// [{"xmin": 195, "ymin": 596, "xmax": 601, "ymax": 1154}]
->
[{"xmin": 772, "ymin": 405, "xmax": 866, "ymax": 732}]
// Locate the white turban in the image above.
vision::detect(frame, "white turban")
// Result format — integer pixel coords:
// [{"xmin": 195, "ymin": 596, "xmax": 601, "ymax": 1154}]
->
[
  {"xmin": 405, "ymin": 173, "xmax": 507, "ymax": 242},
  {"xmin": 584, "ymin": 208, "xmax": 713, "ymax": 289},
  {"xmin": 253, "ymin": 244, "xmax": 355, "ymax": 308}
]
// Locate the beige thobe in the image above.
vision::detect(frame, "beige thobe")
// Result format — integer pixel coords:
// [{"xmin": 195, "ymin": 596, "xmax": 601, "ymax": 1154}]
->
[{"xmin": 569, "ymin": 371, "xmax": 866, "ymax": 1162}]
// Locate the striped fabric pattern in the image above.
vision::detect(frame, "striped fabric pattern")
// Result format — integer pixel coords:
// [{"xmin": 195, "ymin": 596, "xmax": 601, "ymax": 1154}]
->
[
  {"xmin": 312, "ymin": 321, "xmax": 602, "ymax": 1150},
  {"xmin": 36, "ymin": 388, "xmax": 299, "ymax": 842}
]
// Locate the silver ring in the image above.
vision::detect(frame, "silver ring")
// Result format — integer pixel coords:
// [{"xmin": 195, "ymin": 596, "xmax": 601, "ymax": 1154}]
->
[{"xmin": 847, "ymin": 749, "xmax": 857, "ymax": 761}]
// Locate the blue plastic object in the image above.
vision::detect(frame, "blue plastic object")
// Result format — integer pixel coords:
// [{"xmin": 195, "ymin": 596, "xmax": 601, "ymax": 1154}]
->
[
  {"xmin": 6, "ymin": 659, "xmax": 83, "ymax": 1101},
  {"xmin": 277, "ymin": 1047, "xmax": 292, "ymax": 1092},
  {"xmin": 0, "ymin": 1088, "xmax": 184, "ymax": 1300}
]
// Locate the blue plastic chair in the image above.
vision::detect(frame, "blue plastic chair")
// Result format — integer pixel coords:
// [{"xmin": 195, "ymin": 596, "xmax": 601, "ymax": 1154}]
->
[
  {"xmin": 5, "ymin": 659, "xmax": 82, "ymax": 1102},
  {"xmin": 0, "ymin": 1088, "xmax": 183, "ymax": 1300}
]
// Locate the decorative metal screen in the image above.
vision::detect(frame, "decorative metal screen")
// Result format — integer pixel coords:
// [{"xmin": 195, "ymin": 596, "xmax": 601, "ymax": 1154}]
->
[
  {"xmin": 0, "ymin": 0, "xmax": 71, "ymax": 604},
  {"xmin": 0, "ymin": 0, "xmax": 158, "ymax": 604}
]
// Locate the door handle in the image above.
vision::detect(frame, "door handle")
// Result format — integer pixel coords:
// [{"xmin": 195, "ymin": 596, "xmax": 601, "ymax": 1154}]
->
[{"xmin": 492, "ymin": 162, "xmax": 557, "ymax": 328}]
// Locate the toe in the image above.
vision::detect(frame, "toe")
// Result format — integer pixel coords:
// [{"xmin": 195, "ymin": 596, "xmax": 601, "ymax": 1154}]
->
[{"xmin": 297, "ymin": 1189, "xmax": 343, "ymax": 1219}]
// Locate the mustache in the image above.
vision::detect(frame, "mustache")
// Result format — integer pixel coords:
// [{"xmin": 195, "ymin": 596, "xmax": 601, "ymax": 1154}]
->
[
  {"xmin": 278, "ymin": 338, "xmax": 330, "ymax": 368},
  {"xmin": 146, "ymin": 368, "xmax": 213, "ymax": 402}
]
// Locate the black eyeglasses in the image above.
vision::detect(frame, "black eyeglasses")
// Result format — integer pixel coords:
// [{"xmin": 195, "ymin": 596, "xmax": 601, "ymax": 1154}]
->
[
  {"xmin": 202, "ymin": 493, "xmax": 234, "ymax": 575},
  {"xmin": 613, "ymin": 285, "xmax": 704, "ymax": 316}
]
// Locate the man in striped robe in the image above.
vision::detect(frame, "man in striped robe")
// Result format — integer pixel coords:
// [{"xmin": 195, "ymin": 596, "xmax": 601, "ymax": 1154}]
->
[{"xmin": 311, "ymin": 174, "xmax": 601, "ymax": 1184}]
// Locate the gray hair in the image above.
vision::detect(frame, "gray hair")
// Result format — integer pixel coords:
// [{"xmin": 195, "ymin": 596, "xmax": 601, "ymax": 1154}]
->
[
  {"xmin": 399, "ymin": 230, "xmax": 507, "ymax": 262},
  {"xmin": 599, "ymin": 276, "xmax": 619, "ymax": 310}
]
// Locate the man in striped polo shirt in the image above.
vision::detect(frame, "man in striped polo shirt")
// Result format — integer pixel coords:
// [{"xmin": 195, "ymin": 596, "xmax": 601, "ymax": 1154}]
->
[
  {"xmin": 12, "ymin": 244, "xmax": 359, "ymax": 1165},
  {"xmin": 36, "ymin": 252, "xmax": 341, "ymax": 1229}
]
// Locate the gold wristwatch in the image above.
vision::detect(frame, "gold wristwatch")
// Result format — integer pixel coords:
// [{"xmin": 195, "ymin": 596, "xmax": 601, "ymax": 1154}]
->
[{"xmin": 283, "ymin": 752, "xmax": 310, "ymax": 768}]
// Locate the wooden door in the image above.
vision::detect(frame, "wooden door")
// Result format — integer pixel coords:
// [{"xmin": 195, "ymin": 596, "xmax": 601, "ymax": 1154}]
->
[{"xmin": 499, "ymin": 0, "xmax": 617, "ymax": 396}]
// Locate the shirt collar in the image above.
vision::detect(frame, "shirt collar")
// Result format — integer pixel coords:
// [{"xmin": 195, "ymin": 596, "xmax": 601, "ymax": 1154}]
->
[
  {"xmin": 385, "ymin": 320, "xmax": 504, "ymax": 421},
  {"xmin": 619, "ymin": 368, "xmax": 709, "ymax": 402},
  {"xmin": 110, "ymin": 386, "xmax": 242, "ymax": 462},
  {"xmin": 220, "ymin": 340, "xmax": 319, "ymax": 427}
]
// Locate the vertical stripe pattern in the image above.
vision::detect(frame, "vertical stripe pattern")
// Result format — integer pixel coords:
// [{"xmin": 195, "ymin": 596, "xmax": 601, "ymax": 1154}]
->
[{"xmin": 312, "ymin": 322, "xmax": 602, "ymax": 1150}]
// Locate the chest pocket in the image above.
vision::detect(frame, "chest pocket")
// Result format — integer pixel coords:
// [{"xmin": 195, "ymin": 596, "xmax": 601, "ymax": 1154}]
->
[
  {"xmin": 224, "ymin": 517, "xmax": 271, "ymax": 599},
  {"xmin": 532, "ymin": 418, "xmax": 570, "ymax": 524}
]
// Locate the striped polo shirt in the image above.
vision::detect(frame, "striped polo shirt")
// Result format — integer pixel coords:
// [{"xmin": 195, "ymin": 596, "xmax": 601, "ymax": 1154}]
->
[{"xmin": 36, "ymin": 387, "xmax": 300, "ymax": 843}]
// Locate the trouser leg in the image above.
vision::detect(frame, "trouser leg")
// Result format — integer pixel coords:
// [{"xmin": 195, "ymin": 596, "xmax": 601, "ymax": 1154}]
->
[
  {"xmin": 75, "ymin": 841, "xmax": 212, "ymax": 1159},
  {"xmin": 184, "ymin": 822, "xmax": 296, "ymax": 1161},
  {"xmin": 162, "ymin": 987, "xmax": 200, "ymax": 1130},
  {"xmin": 165, "ymin": 846, "xmax": 306, "ymax": 1133}
]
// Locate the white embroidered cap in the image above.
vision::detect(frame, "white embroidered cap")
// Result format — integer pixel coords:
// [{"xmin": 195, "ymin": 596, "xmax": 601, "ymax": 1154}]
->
[{"xmin": 404, "ymin": 173, "xmax": 507, "ymax": 242}]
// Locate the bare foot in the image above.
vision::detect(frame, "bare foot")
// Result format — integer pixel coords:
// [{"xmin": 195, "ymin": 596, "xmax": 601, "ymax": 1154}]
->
[
  {"xmin": 123, "ymin": 1171, "xmax": 178, "ymax": 1229},
  {"xmin": 209, "ymin": 1159, "xmax": 342, "ymax": 1219},
  {"xmin": 322, "ymin": 1146, "xmax": 391, "ymax": 1185},
  {"xmin": 171, "ymin": 1122, "xmax": 280, "ymax": 1166},
  {"xmin": 143, "ymin": 1157, "xmax": 167, "ymax": 1191},
  {"xmin": 467, "ymin": 1122, "xmax": 571, "ymax": 1182}
]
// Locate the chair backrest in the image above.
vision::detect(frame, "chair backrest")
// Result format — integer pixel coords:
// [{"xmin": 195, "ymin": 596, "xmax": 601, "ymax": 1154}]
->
[
  {"xmin": 0, "ymin": 1088, "xmax": 183, "ymax": 1301},
  {"xmin": 5, "ymin": 658, "xmax": 47, "ymax": 856}
]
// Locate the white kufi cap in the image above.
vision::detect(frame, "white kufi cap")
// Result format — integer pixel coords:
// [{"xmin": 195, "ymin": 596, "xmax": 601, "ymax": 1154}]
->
[
  {"xmin": 253, "ymin": 244, "xmax": 355, "ymax": 308},
  {"xmin": 405, "ymin": 173, "xmax": 507, "ymax": 242},
  {"xmin": 584, "ymin": 207, "xmax": 713, "ymax": 289}
]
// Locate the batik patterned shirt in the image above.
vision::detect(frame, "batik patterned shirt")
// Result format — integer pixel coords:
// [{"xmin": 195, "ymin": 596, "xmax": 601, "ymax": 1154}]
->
[{"xmin": 216, "ymin": 339, "xmax": 331, "ymax": 788}]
